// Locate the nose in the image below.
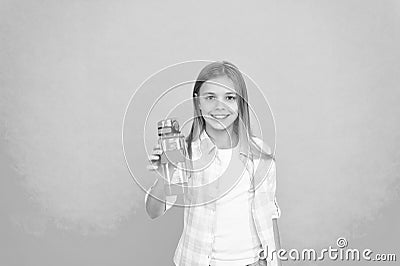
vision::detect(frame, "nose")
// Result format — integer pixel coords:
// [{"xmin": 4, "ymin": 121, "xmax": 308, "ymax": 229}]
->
[{"xmin": 214, "ymin": 98, "xmax": 226, "ymax": 110}]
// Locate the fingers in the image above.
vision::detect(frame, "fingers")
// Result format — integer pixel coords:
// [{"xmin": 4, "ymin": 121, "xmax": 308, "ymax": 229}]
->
[
  {"xmin": 152, "ymin": 144, "xmax": 163, "ymax": 155},
  {"xmin": 146, "ymin": 164, "xmax": 159, "ymax": 171},
  {"xmin": 147, "ymin": 144, "xmax": 163, "ymax": 172},
  {"xmin": 148, "ymin": 154, "xmax": 160, "ymax": 161},
  {"xmin": 150, "ymin": 144, "xmax": 163, "ymax": 159}
]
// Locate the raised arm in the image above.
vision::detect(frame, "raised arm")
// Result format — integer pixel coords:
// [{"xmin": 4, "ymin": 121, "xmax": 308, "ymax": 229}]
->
[{"xmin": 145, "ymin": 178, "xmax": 177, "ymax": 219}]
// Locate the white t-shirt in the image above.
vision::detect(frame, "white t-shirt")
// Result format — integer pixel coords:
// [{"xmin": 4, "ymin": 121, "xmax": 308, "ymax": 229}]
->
[{"xmin": 209, "ymin": 144, "xmax": 261, "ymax": 266}]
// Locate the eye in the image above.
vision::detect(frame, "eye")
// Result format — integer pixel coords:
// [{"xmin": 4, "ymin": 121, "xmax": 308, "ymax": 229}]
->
[
  {"xmin": 205, "ymin": 95, "xmax": 215, "ymax": 101},
  {"xmin": 226, "ymin": 95, "xmax": 237, "ymax": 101}
]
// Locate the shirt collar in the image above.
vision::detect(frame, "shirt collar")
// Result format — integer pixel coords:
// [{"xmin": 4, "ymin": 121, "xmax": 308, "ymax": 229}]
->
[
  {"xmin": 197, "ymin": 130, "xmax": 217, "ymax": 155},
  {"xmin": 195, "ymin": 129, "xmax": 252, "ymax": 160}
]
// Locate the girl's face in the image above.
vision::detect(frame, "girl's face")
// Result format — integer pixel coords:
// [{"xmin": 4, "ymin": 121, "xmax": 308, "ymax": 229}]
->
[{"xmin": 198, "ymin": 76, "xmax": 239, "ymax": 132}]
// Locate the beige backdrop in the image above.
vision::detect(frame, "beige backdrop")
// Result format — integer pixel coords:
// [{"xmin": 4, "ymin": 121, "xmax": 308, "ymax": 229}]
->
[{"xmin": 1, "ymin": 0, "xmax": 399, "ymax": 265}]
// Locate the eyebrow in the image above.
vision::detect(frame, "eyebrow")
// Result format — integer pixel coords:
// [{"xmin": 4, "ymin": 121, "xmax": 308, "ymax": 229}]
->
[{"xmin": 201, "ymin": 92, "xmax": 237, "ymax": 95}]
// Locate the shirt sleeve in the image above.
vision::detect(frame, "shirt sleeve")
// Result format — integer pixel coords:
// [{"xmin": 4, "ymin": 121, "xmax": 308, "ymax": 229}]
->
[
  {"xmin": 144, "ymin": 179, "xmax": 177, "ymax": 213},
  {"xmin": 251, "ymin": 158, "xmax": 281, "ymax": 266},
  {"xmin": 252, "ymin": 138, "xmax": 281, "ymax": 219},
  {"xmin": 266, "ymin": 159, "xmax": 281, "ymax": 219}
]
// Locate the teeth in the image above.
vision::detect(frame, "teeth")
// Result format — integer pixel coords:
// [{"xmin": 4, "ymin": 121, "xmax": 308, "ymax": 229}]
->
[{"xmin": 211, "ymin": 114, "xmax": 229, "ymax": 119}]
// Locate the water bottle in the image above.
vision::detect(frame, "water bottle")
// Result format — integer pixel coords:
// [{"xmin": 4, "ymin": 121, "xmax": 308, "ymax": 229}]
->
[{"xmin": 157, "ymin": 118, "xmax": 189, "ymax": 196}]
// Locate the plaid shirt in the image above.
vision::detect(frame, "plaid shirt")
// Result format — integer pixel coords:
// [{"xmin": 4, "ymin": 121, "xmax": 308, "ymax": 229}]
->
[{"xmin": 146, "ymin": 131, "xmax": 281, "ymax": 266}]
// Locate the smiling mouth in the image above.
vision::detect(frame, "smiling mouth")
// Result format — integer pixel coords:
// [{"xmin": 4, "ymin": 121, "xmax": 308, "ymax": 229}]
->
[{"xmin": 210, "ymin": 114, "xmax": 230, "ymax": 119}]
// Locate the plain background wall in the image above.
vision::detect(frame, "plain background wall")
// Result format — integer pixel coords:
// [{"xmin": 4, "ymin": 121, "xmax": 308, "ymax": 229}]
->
[{"xmin": 1, "ymin": 1, "xmax": 399, "ymax": 265}]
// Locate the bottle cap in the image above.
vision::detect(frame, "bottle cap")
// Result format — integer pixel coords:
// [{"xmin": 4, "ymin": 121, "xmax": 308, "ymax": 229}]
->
[{"xmin": 157, "ymin": 118, "xmax": 180, "ymax": 136}]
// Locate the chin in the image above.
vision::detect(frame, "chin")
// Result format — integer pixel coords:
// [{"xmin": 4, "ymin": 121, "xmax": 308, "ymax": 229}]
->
[{"xmin": 205, "ymin": 120, "xmax": 235, "ymax": 132}]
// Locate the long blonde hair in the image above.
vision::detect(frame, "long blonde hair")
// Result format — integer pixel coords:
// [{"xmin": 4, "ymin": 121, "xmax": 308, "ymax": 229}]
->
[{"xmin": 186, "ymin": 60, "xmax": 273, "ymax": 161}]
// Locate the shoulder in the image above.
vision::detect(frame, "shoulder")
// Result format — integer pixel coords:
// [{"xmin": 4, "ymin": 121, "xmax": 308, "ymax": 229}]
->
[{"xmin": 250, "ymin": 136, "xmax": 273, "ymax": 156}]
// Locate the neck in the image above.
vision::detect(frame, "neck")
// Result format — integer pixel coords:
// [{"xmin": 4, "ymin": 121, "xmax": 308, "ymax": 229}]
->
[{"xmin": 205, "ymin": 126, "xmax": 238, "ymax": 149}]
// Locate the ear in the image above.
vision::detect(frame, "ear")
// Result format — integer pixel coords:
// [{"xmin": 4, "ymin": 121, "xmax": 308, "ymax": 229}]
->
[{"xmin": 193, "ymin": 92, "xmax": 201, "ymax": 110}]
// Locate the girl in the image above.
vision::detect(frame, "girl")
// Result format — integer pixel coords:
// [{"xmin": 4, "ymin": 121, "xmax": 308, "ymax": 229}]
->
[{"xmin": 146, "ymin": 61, "xmax": 281, "ymax": 266}]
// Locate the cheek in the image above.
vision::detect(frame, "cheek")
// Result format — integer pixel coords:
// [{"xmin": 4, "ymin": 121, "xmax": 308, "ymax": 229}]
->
[
  {"xmin": 198, "ymin": 100, "xmax": 210, "ymax": 111},
  {"xmin": 200, "ymin": 104, "xmax": 213, "ymax": 113},
  {"xmin": 229, "ymin": 103, "xmax": 239, "ymax": 114}
]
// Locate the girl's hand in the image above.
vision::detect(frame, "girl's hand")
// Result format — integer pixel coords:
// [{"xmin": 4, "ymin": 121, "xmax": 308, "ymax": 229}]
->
[{"xmin": 146, "ymin": 143, "xmax": 163, "ymax": 172}]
